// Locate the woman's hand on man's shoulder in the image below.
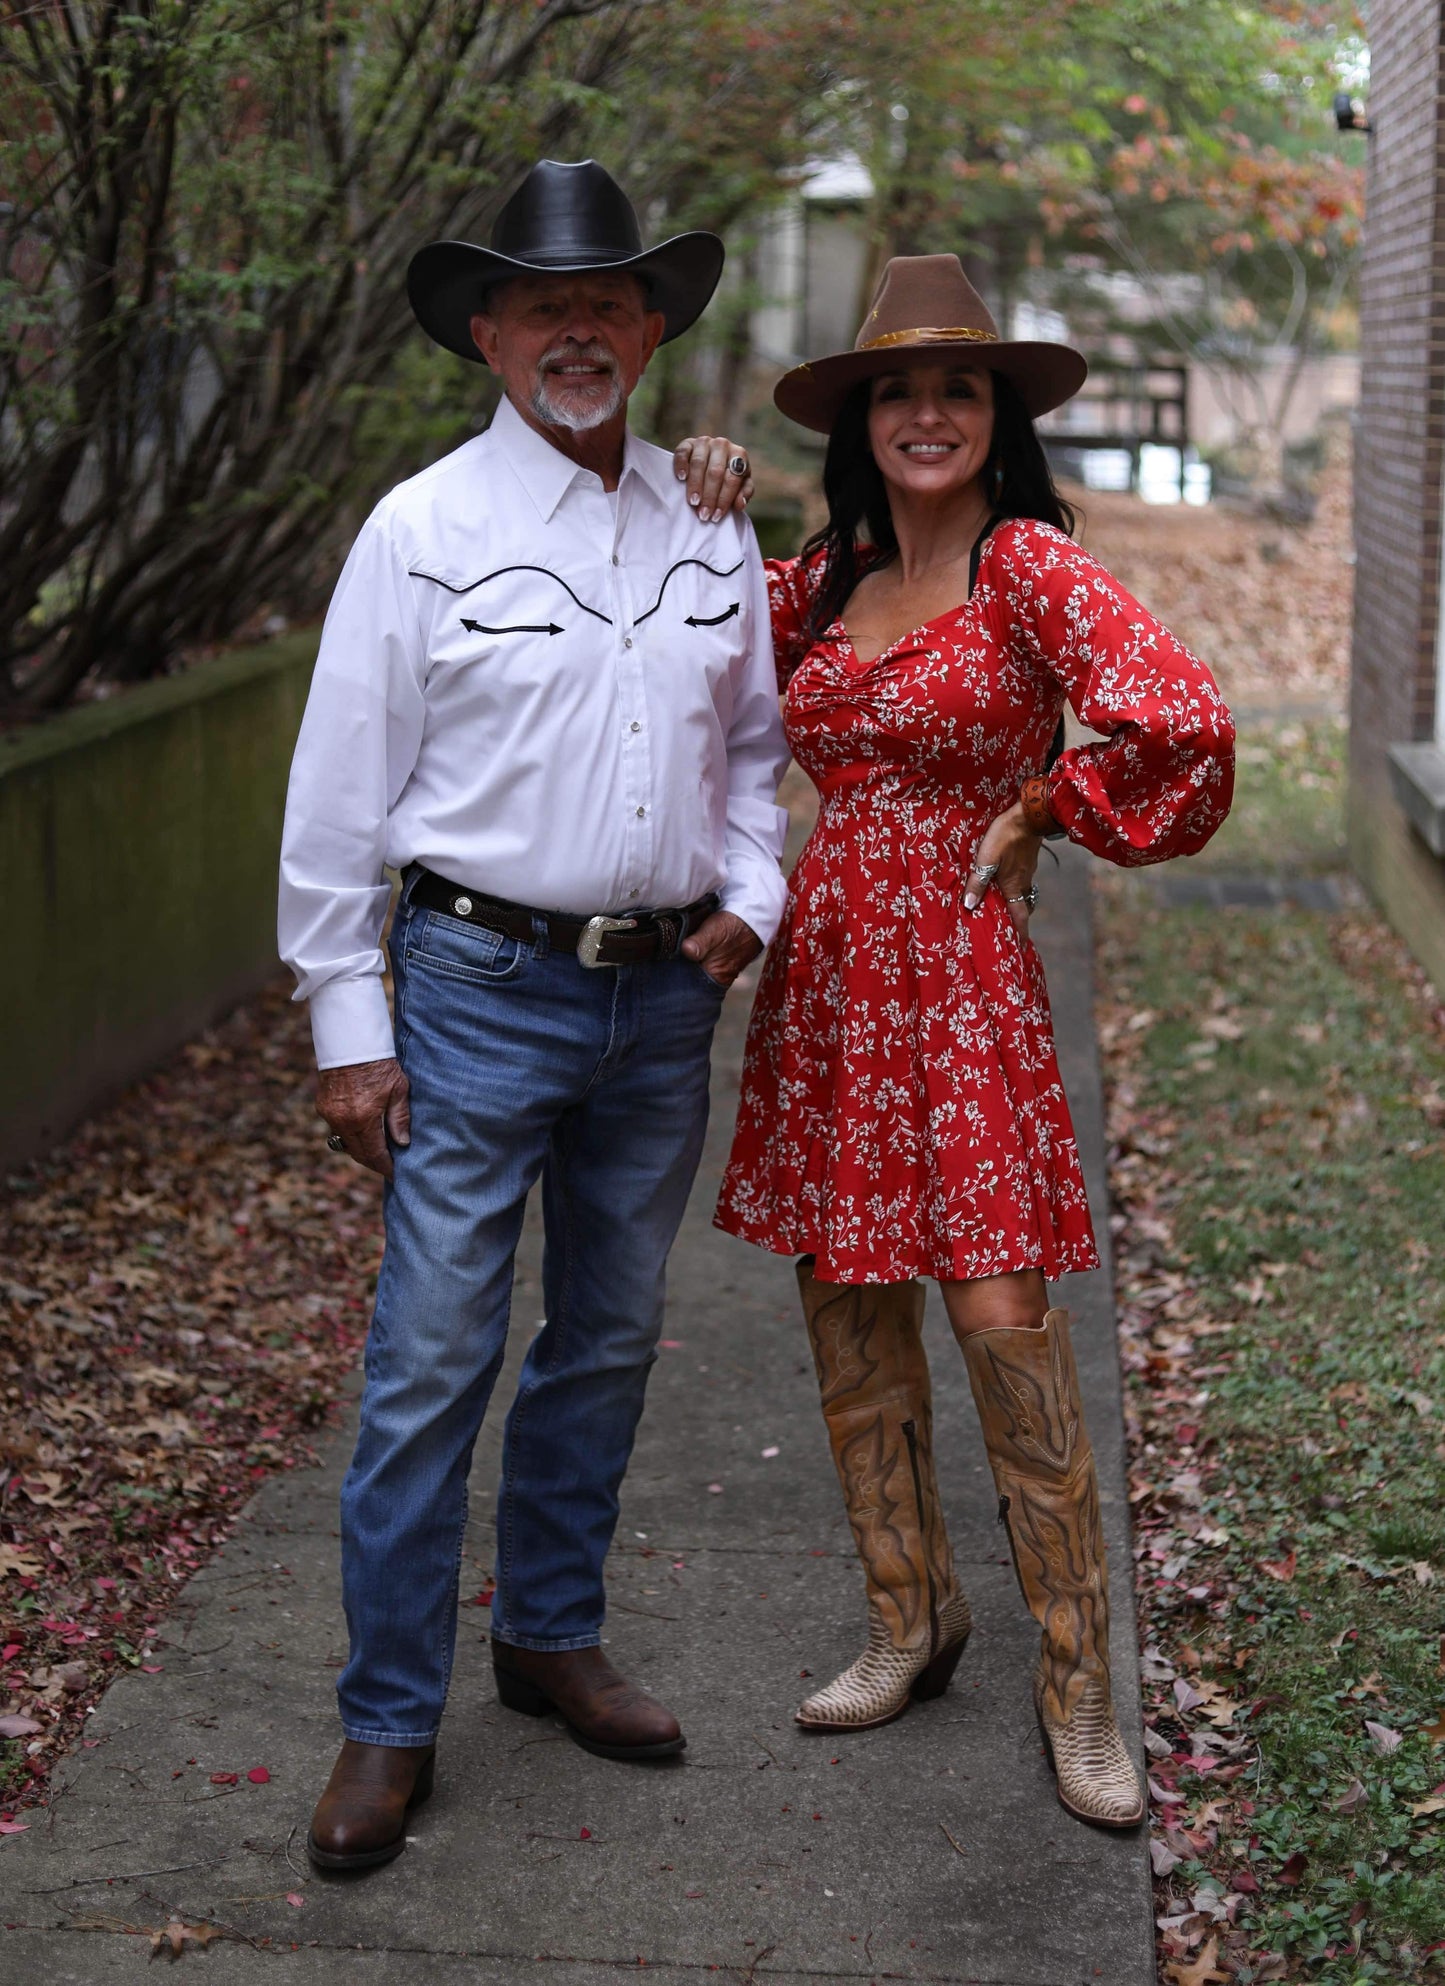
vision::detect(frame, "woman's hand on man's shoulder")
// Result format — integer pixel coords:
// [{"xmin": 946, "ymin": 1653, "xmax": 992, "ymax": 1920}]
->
[{"xmin": 672, "ymin": 435, "xmax": 755, "ymax": 522}]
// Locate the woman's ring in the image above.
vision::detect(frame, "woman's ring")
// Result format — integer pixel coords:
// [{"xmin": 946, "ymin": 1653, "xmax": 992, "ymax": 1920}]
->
[
  {"xmin": 970, "ymin": 860, "xmax": 1000, "ymax": 885},
  {"xmin": 1007, "ymin": 885, "xmax": 1040, "ymax": 910},
  {"xmin": 728, "ymin": 454, "xmax": 748, "ymax": 477},
  {"xmin": 326, "ymin": 1132, "xmax": 346, "ymax": 1153}
]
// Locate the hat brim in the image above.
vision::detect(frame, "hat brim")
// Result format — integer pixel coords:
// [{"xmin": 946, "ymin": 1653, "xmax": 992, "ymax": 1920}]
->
[
  {"xmin": 407, "ymin": 233, "xmax": 725, "ymax": 358},
  {"xmin": 774, "ymin": 339, "xmax": 1088, "ymax": 431}
]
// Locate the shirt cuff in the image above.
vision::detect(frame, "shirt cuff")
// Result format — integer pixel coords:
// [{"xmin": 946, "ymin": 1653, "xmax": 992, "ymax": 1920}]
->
[
  {"xmin": 307, "ymin": 974, "xmax": 397, "ymax": 1070},
  {"xmin": 719, "ymin": 865, "xmax": 788, "ymax": 949}
]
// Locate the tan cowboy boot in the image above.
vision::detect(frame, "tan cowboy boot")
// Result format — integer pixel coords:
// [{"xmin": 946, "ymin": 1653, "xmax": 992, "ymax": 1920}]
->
[
  {"xmin": 957, "ymin": 1308, "xmax": 1144, "ymax": 1828},
  {"xmin": 795, "ymin": 1260, "xmax": 972, "ymax": 1730}
]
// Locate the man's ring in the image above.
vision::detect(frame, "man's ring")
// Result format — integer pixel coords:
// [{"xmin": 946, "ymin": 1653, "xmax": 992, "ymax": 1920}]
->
[
  {"xmin": 728, "ymin": 455, "xmax": 748, "ymax": 477},
  {"xmin": 1007, "ymin": 885, "xmax": 1040, "ymax": 910},
  {"xmin": 970, "ymin": 860, "xmax": 1000, "ymax": 885},
  {"xmin": 326, "ymin": 1132, "xmax": 346, "ymax": 1153}
]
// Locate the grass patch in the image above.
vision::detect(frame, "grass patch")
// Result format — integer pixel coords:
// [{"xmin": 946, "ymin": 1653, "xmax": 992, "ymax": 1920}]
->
[
  {"xmin": 1097, "ymin": 883, "xmax": 1445, "ymax": 1983},
  {"xmin": 1179, "ymin": 717, "xmax": 1346, "ymax": 876}
]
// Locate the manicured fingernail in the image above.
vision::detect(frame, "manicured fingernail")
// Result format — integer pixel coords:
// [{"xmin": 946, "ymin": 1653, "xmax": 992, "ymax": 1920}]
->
[
  {"xmin": 963, "ymin": 892, "xmax": 978, "ymax": 911},
  {"xmin": 699, "ymin": 506, "xmax": 711, "ymax": 521},
  {"xmin": 675, "ymin": 465, "xmax": 687, "ymax": 478},
  {"xmin": 688, "ymin": 492, "xmax": 700, "ymax": 506}
]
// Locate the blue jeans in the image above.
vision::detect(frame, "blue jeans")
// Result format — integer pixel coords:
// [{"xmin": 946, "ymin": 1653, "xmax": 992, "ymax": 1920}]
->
[{"xmin": 336, "ymin": 885, "xmax": 723, "ymax": 1746}]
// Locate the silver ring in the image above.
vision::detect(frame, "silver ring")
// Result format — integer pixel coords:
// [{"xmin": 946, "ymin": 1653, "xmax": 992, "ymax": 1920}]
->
[
  {"xmin": 728, "ymin": 454, "xmax": 748, "ymax": 477},
  {"xmin": 970, "ymin": 860, "xmax": 1000, "ymax": 885},
  {"xmin": 326, "ymin": 1132, "xmax": 346, "ymax": 1152},
  {"xmin": 1007, "ymin": 885, "xmax": 1040, "ymax": 910}
]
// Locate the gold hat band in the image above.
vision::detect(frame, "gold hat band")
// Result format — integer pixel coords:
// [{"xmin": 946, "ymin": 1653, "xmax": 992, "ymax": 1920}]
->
[{"xmin": 857, "ymin": 325, "xmax": 999, "ymax": 352}]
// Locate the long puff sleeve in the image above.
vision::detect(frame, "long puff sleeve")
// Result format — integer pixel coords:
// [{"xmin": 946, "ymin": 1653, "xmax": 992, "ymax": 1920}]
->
[
  {"xmin": 765, "ymin": 550, "xmax": 831, "ymax": 690},
  {"xmin": 998, "ymin": 520, "xmax": 1235, "ymax": 866}
]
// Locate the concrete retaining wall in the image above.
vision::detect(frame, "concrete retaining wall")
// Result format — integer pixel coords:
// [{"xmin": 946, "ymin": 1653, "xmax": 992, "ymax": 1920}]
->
[{"xmin": 1, "ymin": 636, "xmax": 318, "ymax": 1169}]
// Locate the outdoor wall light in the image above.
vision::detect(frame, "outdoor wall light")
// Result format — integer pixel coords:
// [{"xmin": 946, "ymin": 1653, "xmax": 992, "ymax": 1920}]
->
[{"xmin": 1334, "ymin": 90, "xmax": 1372, "ymax": 134}]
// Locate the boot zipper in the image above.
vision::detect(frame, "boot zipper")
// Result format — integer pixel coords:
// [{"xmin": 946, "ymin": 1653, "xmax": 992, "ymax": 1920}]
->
[
  {"xmin": 997, "ymin": 1490, "xmax": 1027, "ymax": 1598},
  {"xmin": 902, "ymin": 1418, "xmax": 940, "ymax": 1655}
]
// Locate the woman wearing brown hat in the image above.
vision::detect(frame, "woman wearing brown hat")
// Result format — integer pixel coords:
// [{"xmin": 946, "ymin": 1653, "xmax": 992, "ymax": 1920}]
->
[{"xmin": 678, "ymin": 253, "xmax": 1234, "ymax": 1830}]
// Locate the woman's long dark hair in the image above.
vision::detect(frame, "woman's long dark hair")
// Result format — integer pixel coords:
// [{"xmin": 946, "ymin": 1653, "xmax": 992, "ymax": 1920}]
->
[{"xmin": 801, "ymin": 369, "xmax": 1077, "ymax": 646}]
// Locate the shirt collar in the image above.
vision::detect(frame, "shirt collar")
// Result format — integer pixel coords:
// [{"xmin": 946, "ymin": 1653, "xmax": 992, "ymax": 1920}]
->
[{"xmin": 490, "ymin": 392, "xmax": 670, "ymax": 525}]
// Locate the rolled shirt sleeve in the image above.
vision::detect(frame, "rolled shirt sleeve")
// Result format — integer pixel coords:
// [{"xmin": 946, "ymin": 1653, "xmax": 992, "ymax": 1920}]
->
[
  {"xmin": 278, "ymin": 502, "xmax": 426, "ymax": 1068},
  {"xmin": 717, "ymin": 541, "xmax": 792, "ymax": 945}
]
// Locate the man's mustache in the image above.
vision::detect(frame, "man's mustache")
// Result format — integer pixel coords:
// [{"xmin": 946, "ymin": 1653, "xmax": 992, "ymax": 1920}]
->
[{"xmin": 537, "ymin": 343, "xmax": 619, "ymax": 380}]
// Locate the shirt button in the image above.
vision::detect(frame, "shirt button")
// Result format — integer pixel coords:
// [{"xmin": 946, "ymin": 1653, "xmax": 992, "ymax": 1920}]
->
[
  {"xmin": 624, "ymin": 636, "xmax": 634, "ymax": 649},
  {"xmin": 612, "ymin": 553, "xmax": 620, "ymax": 566},
  {"xmin": 636, "ymin": 805, "xmax": 646, "ymax": 818},
  {"xmin": 630, "ymin": 720, "xmax": 641, "ymax": 733}
]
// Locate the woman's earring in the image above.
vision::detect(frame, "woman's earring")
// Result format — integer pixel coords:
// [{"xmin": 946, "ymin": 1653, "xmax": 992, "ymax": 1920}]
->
[{"xmin": 992, "ymin": 460, "xmax": 1005, "ymax": 503}]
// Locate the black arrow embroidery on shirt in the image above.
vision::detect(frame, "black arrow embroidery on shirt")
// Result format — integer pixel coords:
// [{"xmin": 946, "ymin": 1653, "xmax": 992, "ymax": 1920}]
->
[
  {"xmin": 409, "ymin": 563, "xmax": 612, "ymax": 624},
  {"xmin": 684, "ymin": 602, "xmax": 740, "ymax": 629},
  {"xmin": 635, "ymin": 557, "xmax": 744, "ymax": 626},
  {"xmin": 460, "ymin": 617, "xmax": 564, "ymax": 636}
]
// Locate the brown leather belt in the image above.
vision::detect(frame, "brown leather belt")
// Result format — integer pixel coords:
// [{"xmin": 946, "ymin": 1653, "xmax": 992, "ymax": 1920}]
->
[{"xmin": 406, "ymin": 867, "xmax": 719, "ymax": 967}]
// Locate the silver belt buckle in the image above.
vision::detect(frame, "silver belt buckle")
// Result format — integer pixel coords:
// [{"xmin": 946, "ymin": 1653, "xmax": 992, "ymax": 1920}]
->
[{"xmin": 577, "ymin": 914, "xmax": 637, "ymax": 968}]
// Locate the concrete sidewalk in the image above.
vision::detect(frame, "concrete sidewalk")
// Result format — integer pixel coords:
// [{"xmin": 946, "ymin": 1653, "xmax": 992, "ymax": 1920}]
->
[{"xmin": 0, "ymin": 848, "xmax": 1154, "ymax": 1984}]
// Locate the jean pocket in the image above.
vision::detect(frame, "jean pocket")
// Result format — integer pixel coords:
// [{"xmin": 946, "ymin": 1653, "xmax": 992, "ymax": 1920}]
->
[
  {"xmin": 685, "ymin": 958, "xmax": 728, "ymax": 997},
  {"xmin": 405, "ymin": 910, "xmax": 527, "ymax": 984}
]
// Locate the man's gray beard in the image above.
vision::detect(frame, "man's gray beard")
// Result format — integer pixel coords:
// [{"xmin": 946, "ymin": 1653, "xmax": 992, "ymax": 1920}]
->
[{"xmin": 530, "ymin": 368, "xmax": 626, "ymax": 433}]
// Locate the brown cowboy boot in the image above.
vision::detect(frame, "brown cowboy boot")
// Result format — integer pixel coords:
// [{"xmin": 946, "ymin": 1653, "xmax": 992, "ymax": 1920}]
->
[
  {"xmin": 492, "ymin": 1642, "xmax": 686, "ymax": 1760},
  {"xmin": 795, "ymin": 1260, "xmax": 972, "ymax": 1730},
  {"xmin": 956, "ymin": 1308, "xmax": 1144, "ymax": 1829},
  {"xmin": 307, "ymin": 1740, "xmax": 436, "ymax": 1871}
]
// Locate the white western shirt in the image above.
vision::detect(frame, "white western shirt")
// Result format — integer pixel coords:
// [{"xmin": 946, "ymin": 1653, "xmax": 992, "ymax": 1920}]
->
[{"xmin": 278, "ymin": 395, "xmax": 791, "ymax": 1069}]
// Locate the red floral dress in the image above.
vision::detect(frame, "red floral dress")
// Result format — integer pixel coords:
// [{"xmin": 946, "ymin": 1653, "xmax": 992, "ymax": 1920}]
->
[{"xmin": 714, "ymin": 518, "xmax": 1235, "ymax": 1285}]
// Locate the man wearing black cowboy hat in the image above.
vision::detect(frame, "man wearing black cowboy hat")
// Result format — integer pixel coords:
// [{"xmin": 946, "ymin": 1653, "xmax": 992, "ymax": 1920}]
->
[{"xmin": 279, "ymin": 160, "xmax": 789, "ymax": 1871}]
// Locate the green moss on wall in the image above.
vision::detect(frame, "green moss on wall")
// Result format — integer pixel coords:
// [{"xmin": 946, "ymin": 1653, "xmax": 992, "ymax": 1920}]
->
[{"xmin": 1, "ymin": 636, "xmax": 319, "ymax": 1165}]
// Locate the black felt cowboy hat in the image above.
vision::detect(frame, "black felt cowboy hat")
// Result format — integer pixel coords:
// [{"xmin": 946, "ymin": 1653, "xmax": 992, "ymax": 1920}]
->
[
  {"xmin": 407, "ymin": 159, "xmax": 725, "ymax": 359},
  {"xmin": 774, "ymin": 253, "xmax": 1088, "ymax": 431}
]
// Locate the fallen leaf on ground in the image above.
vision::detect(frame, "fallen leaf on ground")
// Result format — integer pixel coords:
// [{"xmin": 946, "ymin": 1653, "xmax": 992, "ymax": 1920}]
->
[
  {"xmin": 1164, "ymin": 1935, "xmax": 1229, "ymax": 1986},
  {"xmin": 1334, "ymin": 1777, "xmax": 1368, "ymax": 1813},
  {"xmin": 1259, "ymin": 1550, "xmax": 1297, "ymax": 1582},
  {"xmin": 148, "ymin": 1916, "xmax": 224, "ymax": 1961},
  {"xmin": 1276, "ymin": 1850, "xmax": 1308, "ymax": 1886},
  {"xmin": 1365, "ymin": 1719, "xmax": 1402, "ymax": 1755},
  {"xmin": 246, "ymin": 1766, "xmax": 270, "ymax": 1784}
]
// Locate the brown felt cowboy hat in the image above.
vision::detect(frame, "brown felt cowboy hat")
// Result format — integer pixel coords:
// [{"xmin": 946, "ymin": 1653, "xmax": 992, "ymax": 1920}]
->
[
  {"xmin": 774, "ymin": 253, "xmax": 1088, "ymax": 431},
  {"xmin": 408, "ymin": 159, "xmax": 724, "ymax": 359}
]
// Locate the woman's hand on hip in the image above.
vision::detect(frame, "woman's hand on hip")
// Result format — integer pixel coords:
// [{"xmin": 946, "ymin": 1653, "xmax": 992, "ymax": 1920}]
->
[
  {"xmin": 964, "ymin": 802, "xmax": 1044, "ymax": 941},
  {"xmin": 672, "ymin": 435, "xmax": 755, "ymax": 521}
]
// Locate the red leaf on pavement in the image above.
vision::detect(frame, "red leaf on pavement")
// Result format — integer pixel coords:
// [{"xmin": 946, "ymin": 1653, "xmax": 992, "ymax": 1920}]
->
[
  {"xmin": 286, "ymin": 1892, "xmax": 305, "ymax": 1908},
  {"xmin": 247, "ymin": 1766, "xmax": 270, "ymax": 1783},
  {"xmin": 209, "ymin": 1771, "xmax": 238, "ymax": 1785},
  {"xmin": 579, "ymin": 1826, "xmax": 592, "ymax": 1839}
]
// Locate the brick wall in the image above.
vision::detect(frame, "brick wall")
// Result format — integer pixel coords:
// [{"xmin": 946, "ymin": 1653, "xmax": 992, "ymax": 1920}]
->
[{"xmin": 1348, "ymin": 0, "xmax": 1445, "ymax": 990}]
